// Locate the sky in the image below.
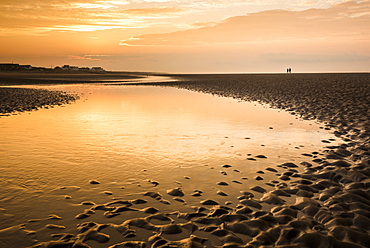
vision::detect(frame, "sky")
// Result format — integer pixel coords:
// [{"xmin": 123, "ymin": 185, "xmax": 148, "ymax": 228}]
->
[{"xmin": 0, "ymin": 0, "xmax": 369, "ymax": 73}]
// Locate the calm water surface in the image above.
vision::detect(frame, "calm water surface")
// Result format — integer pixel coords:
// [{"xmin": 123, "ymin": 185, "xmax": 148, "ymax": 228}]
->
[{"xmin": 0, "ymin": 82, "xmax": 340, "ymax": 233}]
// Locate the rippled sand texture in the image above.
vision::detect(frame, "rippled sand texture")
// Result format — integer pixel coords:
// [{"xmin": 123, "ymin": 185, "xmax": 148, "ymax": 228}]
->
[
  {"xmin": 0, "ymin": 87, "xmax": 78, "ymax": 115},
  {"xmin": 1, "ymin": 73, "xmax": 370, "ymax": 248},
  {"xmin": 112, "ymin": 73, "xmax": 370, "ymax": 248}
]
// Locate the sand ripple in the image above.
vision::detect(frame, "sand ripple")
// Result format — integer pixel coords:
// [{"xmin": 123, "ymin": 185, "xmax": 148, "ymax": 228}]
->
[{"xmin": 2, "ymin": 73, "xmax": 370, "ymax": 247}]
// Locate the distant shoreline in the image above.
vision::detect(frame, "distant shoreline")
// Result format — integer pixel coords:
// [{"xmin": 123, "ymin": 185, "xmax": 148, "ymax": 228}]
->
[
  {"xmin": 0, "ymin": 70, "xmax": 368, "ymax": 85},
  {"xmin": 0, "ymin": 71, "xmax": 149, "ymax": 85}
]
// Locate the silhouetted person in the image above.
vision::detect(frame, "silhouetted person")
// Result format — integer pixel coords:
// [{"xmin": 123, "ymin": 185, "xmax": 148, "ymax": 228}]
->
[{"xmin": 289, "ymin": 68, "xmax": 292, "ymax": 73}]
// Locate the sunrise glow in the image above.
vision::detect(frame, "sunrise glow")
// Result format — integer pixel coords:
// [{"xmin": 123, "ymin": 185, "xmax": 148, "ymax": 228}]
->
[{"xmin": 0, "ymin": 0, "xmax": 369, "ymax": 72}]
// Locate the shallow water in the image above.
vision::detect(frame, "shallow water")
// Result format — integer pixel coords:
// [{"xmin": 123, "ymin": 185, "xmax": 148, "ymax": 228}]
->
[{"xmin": 0, "ymin": 81, "xmax": 342, "ymax": 246}]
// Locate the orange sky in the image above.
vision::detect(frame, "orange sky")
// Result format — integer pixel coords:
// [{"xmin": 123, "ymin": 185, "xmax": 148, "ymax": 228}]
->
[{"xmin": 0, "ymin": 0, "xmax": 369, "ymax": 73}]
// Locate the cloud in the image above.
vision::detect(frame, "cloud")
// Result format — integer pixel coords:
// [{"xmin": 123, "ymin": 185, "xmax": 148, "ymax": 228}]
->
[
  {"xmin": 122, "ymin": 7, "xmax": 182, "ymax": 15},
  {"xmin": 0, "ymin": 0, "xmax": 184, "ymax": 35},
  {"xmin": 191, "ymin": 21, "xmax": 218, "ymax": 28},
  {"xmin": 67, "ymin": 54, "xmax": 115, "ymax": 61},
  {"xmin": 68, "ymin": 55, "xmax": 103, "ymax": 61},
  {"xmin": 71, "ymin": 2, "xmax": 118, "ymax": 9},
  {"xmin": 121, "ymin": 0, "xmax": 370, "ymax": 46},
  {"xmin": 0, "ymin": 0, "xmax": 352, "ymax": 36}
]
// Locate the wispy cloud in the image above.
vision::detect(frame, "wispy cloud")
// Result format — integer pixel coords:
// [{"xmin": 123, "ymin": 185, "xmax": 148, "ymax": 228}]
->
[
  {"xmin": 1, "ymin": 0, "xmax": 367, "ymax": 72},
  {"xmin": 68, "ymin": 55, "xmax": 101, "ymax": 61},
  {"xmin": 67, "ymin": 54, "xmax": 112, "ymax": 61},
  {"xmin": 121, "ymin": 1, "xmax": 370, "ymax": 46},
  {"xmin": 0, "ymin": 1, "xmax": 184, "ymax": 35},
  {"xmin": 0, "ymin": 0, "xmax": 351, "ymax": 36}
]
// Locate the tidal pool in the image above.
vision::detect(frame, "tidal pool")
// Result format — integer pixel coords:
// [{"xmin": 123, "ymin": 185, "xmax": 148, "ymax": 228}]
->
[{"xmin": 0, "ymin": 81, "xmax": 341, "ymax": 246}]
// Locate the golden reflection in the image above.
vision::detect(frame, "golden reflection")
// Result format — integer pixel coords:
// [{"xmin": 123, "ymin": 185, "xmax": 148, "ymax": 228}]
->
[
  {"xmin": 37, "ymin": 84, "xmax": 335, "ymax": 165},
  {"xmin": 0, "ymin": 83, "xmax": 342, "ymax": 247}
]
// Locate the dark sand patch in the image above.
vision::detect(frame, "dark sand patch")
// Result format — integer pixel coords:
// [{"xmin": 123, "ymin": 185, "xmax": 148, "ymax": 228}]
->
[{"xmin": 0, "ymin": 87, "xmax": 78, "ymax": 115}]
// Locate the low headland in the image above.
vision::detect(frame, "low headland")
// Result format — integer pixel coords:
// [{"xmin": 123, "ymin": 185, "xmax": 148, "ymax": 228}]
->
[{"xmin": 1, "ymin": 71, "xmax": 370, "ymax": 247}]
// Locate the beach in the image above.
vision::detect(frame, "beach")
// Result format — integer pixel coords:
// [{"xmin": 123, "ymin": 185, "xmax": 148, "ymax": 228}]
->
[
  {"xmin": 142, "ymin": 73, "xmax": 370, "ymax": 247},
  {"xmin": 0, "ymin": 71, "xmax": 147, "ymax": 116},
  {"xmin": 0, "ymin": 72, "xmax": 369, "ymax": 248}
]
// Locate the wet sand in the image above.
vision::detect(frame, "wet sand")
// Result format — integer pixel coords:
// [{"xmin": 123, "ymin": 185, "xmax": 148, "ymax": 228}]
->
[
  {"xmin": 116, "ymin": 73, "xmax": 370, "ymax": 247},
  {"xmin": 0, "ymin": 71, "xmax": 144, "ymax": 115},
  {"xmin": 1, "ymin": 72, "xmax": 370, "ymax": 248},
  {"xmin": 0, "ymin": 71, "xmax": 145, "ymax": 85},
  {"xmin": 0, "ymin": 87, "xmax": 78, "ymax": 116}
]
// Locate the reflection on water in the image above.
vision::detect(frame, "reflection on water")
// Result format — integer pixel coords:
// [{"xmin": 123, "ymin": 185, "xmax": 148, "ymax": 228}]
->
[
  {"xmin": 0, "ymin": 83, "xmax": 340, "ymax": 231},
  {"xmin": 103, "ymin": 75, "xmax": 178, "ymax": 83}
]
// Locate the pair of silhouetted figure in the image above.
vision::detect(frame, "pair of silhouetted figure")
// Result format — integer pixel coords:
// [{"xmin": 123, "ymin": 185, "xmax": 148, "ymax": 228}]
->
[{"xmin": 287, "ymin": 68, "xmax": 292, "ymax": 73}]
